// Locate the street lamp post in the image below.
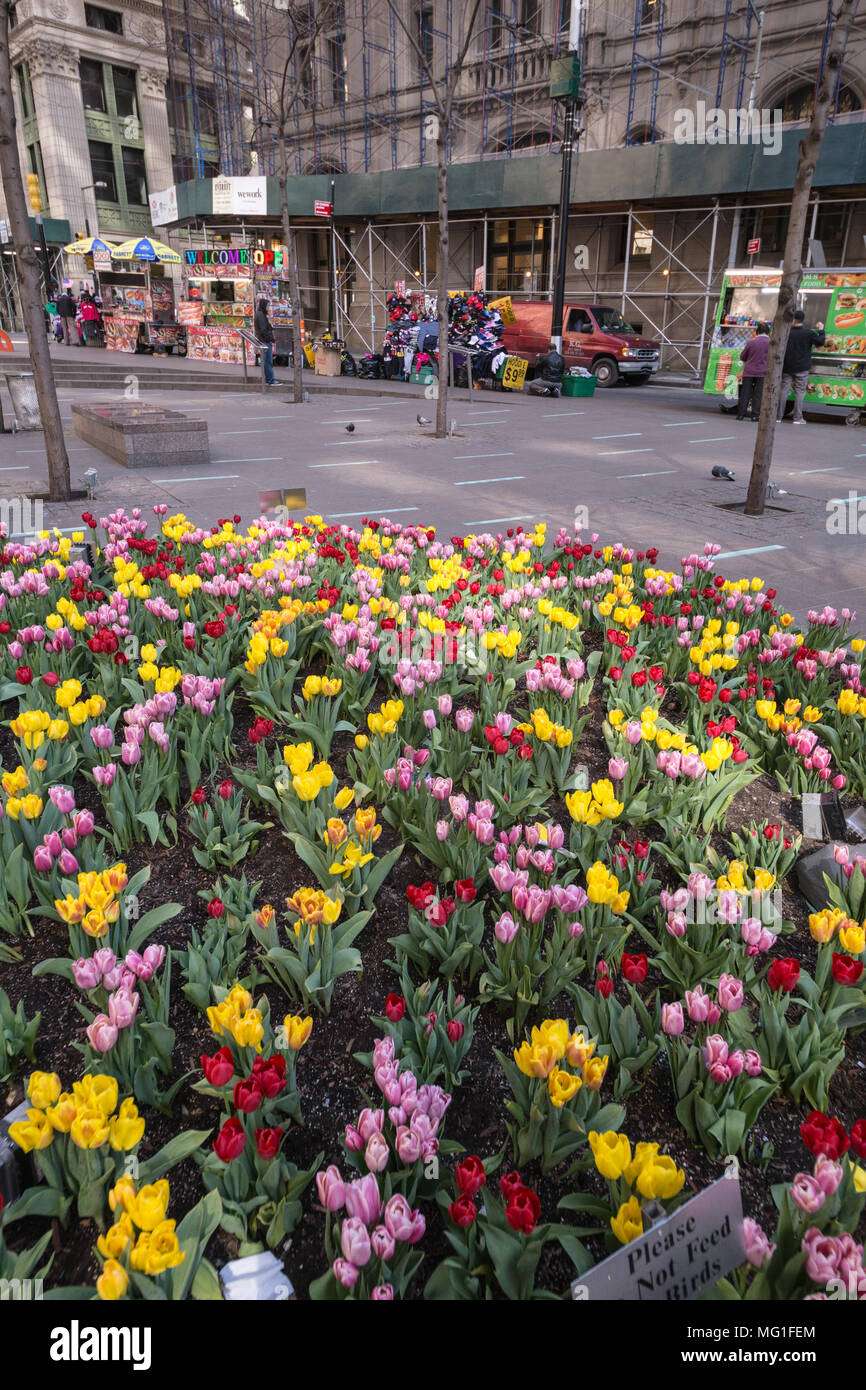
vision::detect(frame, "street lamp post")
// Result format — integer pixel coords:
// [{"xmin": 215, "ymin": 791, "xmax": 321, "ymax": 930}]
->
[
  {"xmin": 80, "ymin": 182, "xmax": 107, "ymax": 240},
  {"xmin": 549, "ymin": 3, "xmax": 583, "ymax": 353}
]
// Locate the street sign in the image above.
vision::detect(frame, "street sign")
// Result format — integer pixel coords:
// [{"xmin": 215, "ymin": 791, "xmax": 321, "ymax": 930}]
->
[
  {"xmin": 572, "ymin": 1176, "xmax": 745, "ymax": 1302},
  {"xmin": 314, "ymin": 201, "xmax": 332, "ymax": 218},
  {"xmin": 747, "ymin": 238, "xmax": 761, "ymax": 255}
]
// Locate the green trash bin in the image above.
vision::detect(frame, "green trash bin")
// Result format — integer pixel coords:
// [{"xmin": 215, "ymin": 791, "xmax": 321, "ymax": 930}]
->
[{"xmin": 562, "ymin": 374, "xmax": 597, "ymax": 398}]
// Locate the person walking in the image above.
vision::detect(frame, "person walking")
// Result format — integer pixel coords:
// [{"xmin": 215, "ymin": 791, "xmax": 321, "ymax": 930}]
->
[
  {"xmin": 79, "ymin": 291, "xmax": 101, "ymax": 345},
  {"xmin": 736, "ymin": 321, "xmax": 770, "ymax": 420},
  {"xmin": 56, "ymin": 288, "xmax": 77, "ymax": 345},
  {"xmin": 254, "ymin": 297, "xmax": 277, "ymax": 386},
  {"xmin": 778, "ymin": 307, "xmax": 825, "ymax": 424},
  {"xmin": 527, "ymin": 342, "xmax": 565, "ymax": 396}
]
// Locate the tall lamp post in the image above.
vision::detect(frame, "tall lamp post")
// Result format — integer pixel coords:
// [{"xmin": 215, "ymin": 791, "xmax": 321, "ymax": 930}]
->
[
  {"xmin": 548, "ymin": 2, "xmax": 583, "ymax": 353},
  {"xmin": 80, "ymin": 182, "xmax": 108, "ymax": 240}
]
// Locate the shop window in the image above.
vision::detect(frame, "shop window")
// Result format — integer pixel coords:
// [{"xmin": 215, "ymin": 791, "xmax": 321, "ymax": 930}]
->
[
  {"xmin": 88, "ymin": 139, "xmax": 118, "ymax": 202},
  {"xmin": 122, "ymin": 147, "xmax": 148, "ymax": 206},
  {"xmin": 80, "ymin": 58, "xmax": 107, "ymax": 113},
  {"xmin": 487, "ymin": 216, "xmax": 550, "ymax": 294},
  {"xmin": 85, "ymin": 4, "xmax": 123, "ymax": 33}
]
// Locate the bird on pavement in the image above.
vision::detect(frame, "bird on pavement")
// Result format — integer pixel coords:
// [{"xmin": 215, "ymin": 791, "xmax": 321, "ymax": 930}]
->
[
  {"xmin": 417, "ymin": 414, "xmax": 431, "ymax": 426},
  {"xmin": 712, "ymin": 466, "xmax": 736, "ymax": 481},
  {"xmin": 345, "ymin": 423, "xmax": 355, "ymax": 432}
]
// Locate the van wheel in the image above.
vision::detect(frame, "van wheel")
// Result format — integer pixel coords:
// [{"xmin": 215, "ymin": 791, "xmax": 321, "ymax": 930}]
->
[{"xmin": 592, "ymin": 357, "xmax": 619, "ymax": 387}]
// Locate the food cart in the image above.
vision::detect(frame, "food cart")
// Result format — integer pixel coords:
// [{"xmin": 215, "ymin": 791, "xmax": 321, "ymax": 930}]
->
[
  {"xmin": 703, "ymin": 266, "xmax": 866, "ymax": 412},
  {"xmin": 178, "ymin": 246, "xmax": 292, "ymax": 366},
  {"xmin": 105, "ymin": 237, "xmax": 184, "ymax": 355}
]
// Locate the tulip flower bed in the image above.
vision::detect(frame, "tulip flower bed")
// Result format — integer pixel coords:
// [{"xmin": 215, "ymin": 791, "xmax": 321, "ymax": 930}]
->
[{"xmin": 0, "ymin": 509, "xmax": 865, "ymax": 1304}]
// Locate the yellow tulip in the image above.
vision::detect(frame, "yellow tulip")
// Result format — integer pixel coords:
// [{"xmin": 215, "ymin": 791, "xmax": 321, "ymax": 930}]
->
[
  {"xmin": 70, "ymin": 1108, "xmax": 110, "ymax": 1149},
  {"xmin": 624, "ymin": 1141, "xmax": 660, "ymax": 1186},
  {"xmin": 324, "ymin": 817, "xmax": 348, "ymax": 846},
  {"xmin": 109, "ymin": 1174, "xmax": 137, "ymax": 1214},
  {"xmin": 141, "ymin": 1219, "xmax": 186, "ymax": 1274},
  {"xmin": 635, "ymin": 1154, "xmax": 685, "ymax": 1200},
  {"xmin": 583, "ymin": 1054, "xmax": 610, "ymax": 1091},
  {"xmin": 313, "ymin": 761, "xmax": 334, "ymax": 789},
  {"xmin": 97, "ymin": 1213, "xmax": 134, "ymax": 1260},
  {"xmin": 45, "ymin": 1092, "xmax": 78, "ymax": 1133},
  {"xmin": 611, "ymin": 1195, "xmax": 644, "ymax": 1245},
  {"xmin": 334, "ymin": 785, "xmax": 355, "ymax": 811},
  {"xmin": 232, "ymin": 1009, "xmax": 264, "ymax": 1052},
  {"xmin": 96, "ymin": 1258, "xmax": 130, "ymax": 1301},
  {"xmin": 283, "ymin": 742, "xmax": 314, "ymax": 774},
  {"xmin": 589, "ymin": 1129, "xmax": 632, "ymax": 1180},
  {"xmin": 75, "ymin": 1073, "xmax": 119, "ymax": 1117},
  {"xmin": 292, "ymin": 772, "xmax": 321, "ymax": 802},
  {"xmin": 28, "ymin": 1071, "xmax": 61, "ymax": 1109},
  {"xmin": 548, "ymin": 1067, "xmax": 582, "ymax": 1108},
  {"xmin": 513, "ymin": 1041, "xmax": 558, "ymax": 1078},
  {"xmin": 839, "ymin": 921, "xmax": 865, "ymax": 955},
  {"xmin": 9, "ymin": 1108, "xmax": 55, "ymax": 1153},
  {"xmin": 853, "ymin": 1165, "xmax": 866, "ymax": 1194},
  {"xmin": 127, "ymin": 1180, "xmax": 170, "ymax": 1232},
  {"xmin": 808, "ymin": 909, "xmax": 843, "ymax": 944},
  {"xmin": 533, "ymin": 1018, "xmax": 570, "ymax": 1059},
  {"xmin": 565, "ymin": 1032, "xmax": 595, "ymax": 1068},
  {"xmin": 283, "ymin": 1014, "xmax": 313, "ymax": 1049},
  {"xmin": 109, "ymin": 1098, "xmax": 145, "ymax": 1151}
]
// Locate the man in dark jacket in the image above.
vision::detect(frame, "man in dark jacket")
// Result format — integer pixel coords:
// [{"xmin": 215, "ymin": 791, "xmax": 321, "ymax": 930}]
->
[
  {"xmin": 56, "ymin": 289, "xmax": 77, "ymax": 345},
  {"xmin": 736, "ymin": 321, "xmax": 770, "ymax": 420},
  {"xmin": 528, "ymin": 343, "xmax": 565, "ymax": 396},
  {"xmin": 778, "ymin": 308, "xmax": 825, "ymax": 424},
  {"xmin": 254, "ymin": 298, "xmax": 276, "ymax": 385}
]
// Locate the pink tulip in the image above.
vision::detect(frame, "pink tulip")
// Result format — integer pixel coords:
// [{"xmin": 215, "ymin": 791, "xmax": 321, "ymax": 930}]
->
[
  {"xmin": 624, "ymin": 721, "xmax": 643, "ymax": 745},
  {"xmin": 449, "ymin": 794, "xmax": 469, "ymax": 821},
  {"xmin": 703, "ymin": 1034, "xmax": 729, "ymax": 1068},
  {"xmin": 666, "ymin": 911, "xmax": 687, "ymax": 939},
  {"xmin": 437, "ymin": 694, "xmax": 452, "ymax": 717},
  {"xmin": 121, "ymin": 741, "xmax": 142, "ymax": 766},
  {"xmin": 370, "ymin": 1226, "xmax": 396, "ymax": 1261},
  {"xmin": 726, "ymin": 1049, "xmax": 745, "ymax": 1078},
  {"xmin": 92, "ymin": 947, "xmax": 116, "ymax": 977},
  {"xmin": 58, "ymin": 849, "xmax": 78, "ymax": 876},
  {"xmin": 90, "ymin": 725, "xmax": 114, "ymax": 750},
  {"xmin": 33, "ymin": 845, "xmax": 54, "ymax": 873},
  {"xmin": 332, "ymin": 1258, "xmax": 359, "ymax": 1288},
  {"xmin": 43, "ymin": 831, "xmax": 62, "ymax": 858},
  {"xmin": 93, "ymin": 763, "xmax": 117, "ymax": 788},
  {"xmin": 813, "ymin": 1154, "xmax": 843, "ymax": 1197},
  {"xmin": 344, "ymin": 1173, "xmax": 383, "ymax": 1226},
  {"xmin": 364, "ymin": 1131, "xmax": 390, "ymax": 1173},
  {"xmin": 718, "ymin": 973, "xmax": 744, "ymax": 1012},
  {"xmin": 73, "ymin": 809, "xmax": 95, "ymax": 836},
  {"xmin": 72, "ymin": 956, "xmax": 102, "ymax": 990},
  {"xmin": 801, "ymin": 1228, "xmax": 840, "ymax": 1283},
  {"xmin": 422, "ymin": 708, "xmax": 437, "ymax": 730},
  {"xmin": 435, "ymin": 820, "xmax": 450, "ymax": 841},
  {"xmin": 371, "ymin": 1283, "xmax": 394, "ymax": 1300},
  {"xmin": 790, "ymin": 1174, "xmax": 826, "ymax": 1214},
  {"xmin": 430, "ymin": 777, "xmax": 453, "ymax": 801},
  {"xmin": 344, "ymin": 1125, "xmax": 364, "ymax": 1152},
  {"xmin": 395, "ymin": 1126, "xmax": 422, "ymax": 1164},
  {"xmin": 494, "ymin": 912, "xmax": 519, "ymax": 944},
  {"xmin": 108, "ymin": 987, "xmax": 139, "ymax": 1029},
  {"xmin": 455, "ymin": 708, "xmax": 474, "ymax": 732},
  {"xmin": 383, "ymin": 1193, "xmax": 425, "ymax": 1243},
  {"xmin": 743, "ymin": 1217, "xmax": 775, "ymax": 1268},
  {"xmin": 48, "ymin": 785, "xmax": 76, "ymax": 814},
  {"xmin": 661, "ymin": 1002, "xmax": 684, "ymax": 1035},
  {"xmin": 61, "ymin": 827, "xmax": 78, "ymax": 851},
  {"xmin": 743, "ymin": 1049, "xmax": 763, "ymax": 1078},
  {"xmin": 86, "ymin": 1014, "xmax": 118, "ymax": 1052},
  {"xmin": 685, "ymin": 985, "xmax": 711, "ymax": 1022},
  {"xmin": 316, "ymin": 1165, "xmax": 346, "ymax": 1213},
  {"xmin": 608, "ymin": 757, "xmax": 629, "ymax": 781}
]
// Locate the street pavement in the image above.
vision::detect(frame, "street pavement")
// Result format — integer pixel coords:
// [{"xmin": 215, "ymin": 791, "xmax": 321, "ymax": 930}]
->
[{"xmin": 1, "ymin": 367, "xmax": 865, "ymax": 623}]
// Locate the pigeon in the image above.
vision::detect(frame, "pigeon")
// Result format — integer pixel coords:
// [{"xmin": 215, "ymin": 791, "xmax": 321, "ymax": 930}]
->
[
  {"xmin": 417, "ymin": 414, "xmax": 431, "ymax": 426},
  {"xmin": 712, "ymin": 466, "xmax": 736, "ymax": 481},
  {"xmin": 767, "ymin": 481, "xmax": 788, "ymax": 498},
  {"xmin": 345, "ymin": 423, "xmax": 355, "ymax": 433}
]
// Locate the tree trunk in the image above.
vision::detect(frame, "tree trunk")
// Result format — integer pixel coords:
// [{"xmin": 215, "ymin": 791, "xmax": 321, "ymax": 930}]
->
[
  {"xmin": 745, "ymin": 0, "xmax": 860, "ymax": 516},
  {"xmin": 0, "ymin": 2, "xmax": 69, "ymax": 501},
  {"xmin": 435, "ymin": 134, "xmax": 449, "ymax": 438},
  {"xmin": 279, "ymin": 134, "xmax": 304, "ymax": 405}
]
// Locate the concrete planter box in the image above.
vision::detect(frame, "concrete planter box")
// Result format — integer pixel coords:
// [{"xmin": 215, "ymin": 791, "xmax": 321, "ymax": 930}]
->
[{"xmin": 70, "ymin": 403, "xmax": 209, "ymax": 470}]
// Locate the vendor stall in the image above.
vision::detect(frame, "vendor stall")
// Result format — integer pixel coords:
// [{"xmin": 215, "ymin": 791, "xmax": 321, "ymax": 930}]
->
[
  {"xmin": 104, "ymin": 237, "xmax": 183, "ymax": 355},
  {"xmin": 178, "ymin": 246, "xmax": 292, "ymax": 367}
]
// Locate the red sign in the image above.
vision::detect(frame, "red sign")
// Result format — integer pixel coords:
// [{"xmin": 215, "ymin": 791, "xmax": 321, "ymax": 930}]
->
[
  {"xmin": 747, "ymin": 238, "xmax": 761, "ymax": 255},
  {"xmin": 0, "ymin": 329, "xmax": 12, "ymax": 352},
  {"xmin": 314, "ymin": 201, "xmax": 332, "ymax": 218},
  {"xmin": 474, "ymin": 265, "xmax": 485, "ymax": 292}
]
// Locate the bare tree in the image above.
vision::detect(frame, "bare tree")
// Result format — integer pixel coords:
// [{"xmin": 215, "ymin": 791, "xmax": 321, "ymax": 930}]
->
[
  {"xmin": 385, "ymin": 0, "xmax": 484, "ymax": 437},
  {"xmin": 0, "ymin": 0, "xmax": 70, "ymax": 500},
  {"xmin": 745, "ymin": 0, "xmax": 860, "ymax": 516}
]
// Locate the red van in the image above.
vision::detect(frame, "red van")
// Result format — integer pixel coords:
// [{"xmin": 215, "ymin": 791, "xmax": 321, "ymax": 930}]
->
[{"xmin": 500, "ymin": 301, "xmax": 661, "ymax": 387}]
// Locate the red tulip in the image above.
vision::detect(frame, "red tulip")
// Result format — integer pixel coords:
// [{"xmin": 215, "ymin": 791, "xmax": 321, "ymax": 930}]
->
[
  {"xmin": 446, "ymin": 1019, "xmax": 464, "ymax": 1043},
  {"xmin": 455, "ymin": 878, "xmax": 477, "ymax": 904},
  {"xmin": 621, "ymin": 952, "xmax": 648, "ymax": 984},
  {"xmin": 207, "ymin": 897, "xmax": 225, "ymax": 918},
  {"xmin": 456, "ymin": 1155, "xmax": 486, "ymax": 1197},
  {"xmin": 384, "ymin": 993, "xmax": 405, "ymax": 1022},
  {"xmin": 255, "ymin": 1126, "xmax": 284, "ymax": 1160},
  {"xmin": 218, "ymin": 780, "xmax": 234, "ymax": 799},
  {"xmin": 500, "ymin": 1170, "xmax": 525, "ymax": 1202},
  {"xmin": 15, "ymin": 666, "xmax": 32, "ymax": 685},
  {"xmin": 448, "ymin": 1194, "xmax": 477, "ymax": 1227},
  {"xmin": 213, "ymin": 1117, "xmax": 246, "ymax": 1162},
  {"xmin": 191, "ymin": 786, "xmax": 207, "ymax": 805},
  {"xmin": 201, "ymin": 1046, "xmax": 234, "ymax": 1086},
  {"xmin": 832, "ymin": 953, "xmax": 863, "ymax": 986},
  {"xmin": 800, "ymin": 1111, "xmax": 850, "ymax": 1160},
  {"xmin": 596, "ymin": 976, "xmax": 613, "ymax": 998},
  {"xmin": 850, "ymin": 1118, "xmax": 866, "ymax": 1161},
  {"xmin": 505, "ymin": 1186, "xmax": 541, "ymax": 1234},
  {"xmin": 233, "ymin": 1077, "xmax": 264, "ymax": 1114},
  {"xmin": 766, "ymin": 957, "xmax": 799, "ymax": 993},
  {"xmin": 251, "ymin": 1053, "xmax": 286, "ymax": 1098}
]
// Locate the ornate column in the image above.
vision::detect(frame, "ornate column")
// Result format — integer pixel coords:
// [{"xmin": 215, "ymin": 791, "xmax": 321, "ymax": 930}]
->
[
  {"xmin": 15, "ymin": 37, "xmax": 92, "ymax": 234},
  {"xmin": 137, "ymin": 66, "xmax": 174, "ymax": 197}
]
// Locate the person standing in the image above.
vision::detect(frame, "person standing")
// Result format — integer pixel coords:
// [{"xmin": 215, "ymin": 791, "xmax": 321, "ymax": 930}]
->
[
  {"xmin": 778, "ymin": 307, "xmax": 825, "ymax": 424},
  {"xmin": 736, "ymin": 321, "xmax": 770, "ymax": 420},
  {"xmin": 79, "ymin": 291, "xmax": 101, "ymax": 345},
  {"xmin": 254, "ymin": 297, "xmax": 276, "ymax": 386},
  {"xmin": 56, "ymin": 288, "xmax": 77, "ymax": 345}
]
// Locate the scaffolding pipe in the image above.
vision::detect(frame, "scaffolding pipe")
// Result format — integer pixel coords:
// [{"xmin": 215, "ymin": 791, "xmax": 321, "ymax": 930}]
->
[
  {"xmin": 747, "ymin": 10, "xmax": 765, "ymax": 117},
  {"xmin": 621, "ymin": 204, "xmax": 632, "ymax": 315},
  {"xmin": 696, "ymin": 200, "xmax": 720, "ymax": 378}
]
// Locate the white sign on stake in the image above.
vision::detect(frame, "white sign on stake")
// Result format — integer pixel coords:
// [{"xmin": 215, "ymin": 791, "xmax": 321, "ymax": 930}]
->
[{"xmin": 572, "ymin": 1176, "xmax": 745, "ymax": 1302}]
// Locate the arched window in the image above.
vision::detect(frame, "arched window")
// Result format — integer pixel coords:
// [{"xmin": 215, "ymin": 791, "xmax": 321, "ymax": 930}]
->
[
  {"xmin": 625, "ymin": 122, "xmax": 658, "ymax": 146},
  {"xmin": 775, "ymin": 79, "xmax": 862, "ymax": 123}
]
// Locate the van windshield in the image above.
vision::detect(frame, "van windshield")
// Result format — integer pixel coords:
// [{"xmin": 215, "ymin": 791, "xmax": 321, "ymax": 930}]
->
[{"xmin": 592, "ymin": 307, "xmax": 637, "ymax": 333}]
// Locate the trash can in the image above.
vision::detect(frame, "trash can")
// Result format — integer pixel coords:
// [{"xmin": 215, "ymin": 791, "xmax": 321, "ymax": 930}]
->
[
  {"xmin": 4, "ymin": 373, "xmax": 41, "ymax": 429},
  {"xmin": 562, "ymin": 375, "xmax": 597, "ymax": 398},
  {"xmin": 315, "ymin": 344, "xmax": 343, "ymax": 376}
]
